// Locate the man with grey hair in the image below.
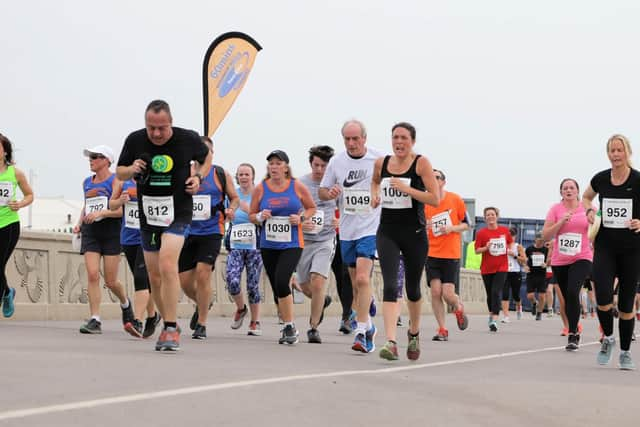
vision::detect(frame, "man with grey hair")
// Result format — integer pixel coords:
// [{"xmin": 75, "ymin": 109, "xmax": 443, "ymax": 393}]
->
[{"xmin": 319, "ymin": 120, "xmax": 384, "ymax": 353}]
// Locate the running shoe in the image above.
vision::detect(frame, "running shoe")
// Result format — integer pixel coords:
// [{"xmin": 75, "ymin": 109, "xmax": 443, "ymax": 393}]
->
[
  {"xmin": 432, "ymin": 327, "xmax": 449, "ymax": 341},
  {"xmin": 535, "ymin": 312, "xmax": 542, "ymax": 321},
  {"xmin": 531, "ymin": 301, "xmax": 537, "ymax": 316},
  {"xmin": 247, "ymin": 321, "xmax": 262, "ymax": 336},
  {"xmin": 379, "ymin": 340, "xmax": 399, "ymax": 361},
  {"xmin": 121, "ymin": 300, "xmax": 135, "ymax": 327},
  {"xmin": 597, "ymin": 336, "xmax": 615, "ymax": 365},
  {"xmin": 489, "ymin": 320, "xmax": 498, "ymax": 332},
  {"xmin": 516, "ymin": 309, "xmax": 523, "ymax": 320},
  {"xmin": 124, "ymin": 318, "xmax": 143, "ymax": 338},
  {"xmin": 407, "ymin": 332, "xmax": 420, "ymax": 361},
  {"xmin": 619, "ymin": 351, "xmax": 636, "ymax": 370},
  {"xmin": 454, "ymin": 303, "xmax": 469, "ymax": 330},
  {"xmin": 566, "ymin": 333, "xmax": 579, "ymax": 351},
  {"xmin": 318, "ymin": 295, "xmax": 332, "ymax": 326},
  {"xmin": 278, "ymin": 324, "xmax": 299, "ymax": 345},
  {"xmin": 231, "ymin": 304, "xmax": 248, "ymax": 330},
  {"xmin": 189, "ymin": 307, "xmax": 199, "ymax": 330},
  {"xmin": 339, "ymin": 319, "xmax": 352, "ymax": 335},
  {"xmin": 79, "ymin": 318, "xmax": 102, "ymax": 334},
  {"xmin": 143, "ymin": 312, "xmax": 161, "ymax": 338},
  {"xmin": 561, "ymin": 327, "xmax": 569, "ymax": 336},
  {"xmin": 547, "ymin": 307, "xmax": 554, "ymax": 318},
  {"xmin": 365, "ymin": 324, "xmax": 377, "ymax": 353},
  {"xmin": 192, "ymin": 324, "xmax": 206, "ymax": 340},
  {"xmin": 155, "ymin": 327, "xmax": 180, "ymax": 351},
  {"xmin": 307, "ymin": 328, "xmax": 322, "ymax": 344},
  {"xmin": 396, "ymin": 316, "xmax": 404, "ymax": 327},
  {"xmin": 369, "ymin": 297, "xmax": 377, "ymax": 317},
  {"xmin": 2, "ymin": 287, "xmax": 16, "ymax": 318},
  {"xmin": 501, "ymin": 316, "xmax": 511, "ymax": 324},
  {"xmin": 352, "ymin": 332, "xmax": 367, "ymax": 353}
]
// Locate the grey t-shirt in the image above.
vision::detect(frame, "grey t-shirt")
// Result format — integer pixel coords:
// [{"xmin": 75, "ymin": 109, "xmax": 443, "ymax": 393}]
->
[{"xmin": 300, "ymin": 174, "xmax": 336, "ymax": 242}]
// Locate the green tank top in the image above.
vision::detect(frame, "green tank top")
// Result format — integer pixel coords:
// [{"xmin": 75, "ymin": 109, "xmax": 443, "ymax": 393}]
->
[{"xmin": 0, "ymin": 165, "xmax": 20, "ymax": 228}]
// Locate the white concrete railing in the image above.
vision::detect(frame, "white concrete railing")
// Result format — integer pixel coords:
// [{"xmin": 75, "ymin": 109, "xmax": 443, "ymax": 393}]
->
[{"xmin": 4, "ymin": 230, "xmax": 487, "ymax": 321}]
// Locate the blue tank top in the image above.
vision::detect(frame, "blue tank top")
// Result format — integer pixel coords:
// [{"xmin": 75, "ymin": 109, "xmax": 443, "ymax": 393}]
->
[
  {"xmin": 120, "ymin": 180, "xmax": 141, "ymax": 246},
  {"xmin": 82, "ymin": 173, "xmax": 120, "ymax": 235},
  {"xmin": 232, "ymin": 187, "xmax": 252, "ymax": 226},
  {"xmin": 189, "ymin": 168, "xmax": 224, "ymax": 236},
  {"xmin": 259, "ymin": 179, "xmax": 303, "ymax": 249}
]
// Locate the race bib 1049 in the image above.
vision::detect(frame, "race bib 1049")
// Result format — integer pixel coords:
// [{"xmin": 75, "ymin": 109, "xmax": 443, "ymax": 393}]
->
[{"xmin": 343, "ymin": 188, "xmax": 372, "ymax": 215}]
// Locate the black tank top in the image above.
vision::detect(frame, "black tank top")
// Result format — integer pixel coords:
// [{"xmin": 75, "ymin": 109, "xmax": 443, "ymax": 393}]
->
[{"xmin": 380, "ymin": 155, "xmax": 425, "ymax": 226}]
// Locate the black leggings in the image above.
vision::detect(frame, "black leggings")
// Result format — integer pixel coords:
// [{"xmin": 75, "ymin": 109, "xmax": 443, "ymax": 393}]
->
[
  {"xmin": 482, "ymin": 272, "xmax": 506, "ymax": 315},
  {"xmin": 122, "ymin": 244, "xmax": 150, "ymax": 292},
  {"xmin": 0, "ymin": 222, "xmax": 20, "ymax": 299},
  {"xmin": 502, "ymin": 272, "xmax": 522, "ymax": 302},
  {"xmin": 592, "ymin": 247, "xmax": 640, "ymax": 351},
  {"xmin": 552, "ymin": 260, "xmax": 592, "ymax": 334},
  {"xmin": 331, "ymin": 235, "xmax": 353, "ymax": 319},
  {"xmin": 376, "ymin": 224, "xmax": 428, "ymax": 303},
  {"xmin": 592, "ymin": 247, "xmax": 640, "ymax": 313},
  {"xmin": 261, "ymin": 248, "xmax": 303, "ymax": 299}
]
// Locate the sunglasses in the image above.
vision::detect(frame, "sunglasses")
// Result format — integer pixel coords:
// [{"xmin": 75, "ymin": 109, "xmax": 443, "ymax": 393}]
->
[
  {"xmin": 435, "ymin": 175, "xmax": 444, "ymax": 181},
  {"xmin": 89, "ymin": 154, "xmax": 106, "ymax": 160}
]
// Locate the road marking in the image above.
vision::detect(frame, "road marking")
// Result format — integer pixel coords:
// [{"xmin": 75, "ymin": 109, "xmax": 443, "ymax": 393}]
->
[{"xmin": 0, "ymin": 342, "xmax": 600, "ymax": 421}]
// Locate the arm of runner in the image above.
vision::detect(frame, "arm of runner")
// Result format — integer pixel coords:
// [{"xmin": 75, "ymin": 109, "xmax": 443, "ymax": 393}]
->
[
  {"xmin": 370, "ymin": 158, "xmax": 383, "ymax": 209},
  {"xmin": 249, "ymin": 184, "xmax": 270, "ymax": 224},
  {"xmin": 582, "ymin": 185, "xmax": 597, "ymax": 225},
  {"xmin": 411, "ymin": 155, "xmax": 440, "ymax": 207},
  {"xmin": 223, "ymin": 170, "xmax": 239, "ymax": 221},
  {"xmin": 108, "ymin": 179, "xmax": 126, "ymax": 210},
  {"xmin": 292, "ymin": 180, "xmax": 316, "ymax": 225},
  {"xmin": 8, "ymin": 167, "xmax": 34, "ymax": 211}
]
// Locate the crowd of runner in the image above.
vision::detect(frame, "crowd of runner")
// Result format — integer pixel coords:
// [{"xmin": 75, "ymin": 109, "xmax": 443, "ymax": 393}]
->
[{"xmin": 1, "ymin": 106, "xmax": 639, "ymax": 370}]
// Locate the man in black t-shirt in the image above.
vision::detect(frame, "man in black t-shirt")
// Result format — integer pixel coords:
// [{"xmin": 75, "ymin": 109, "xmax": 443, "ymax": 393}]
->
[
  {"xmin": 117, "ymin": 100, "xmax": 211, "ymax": 352},
  {"xmin": 525, "ymin": 232, "xmax": 549, "ymax": 321}
]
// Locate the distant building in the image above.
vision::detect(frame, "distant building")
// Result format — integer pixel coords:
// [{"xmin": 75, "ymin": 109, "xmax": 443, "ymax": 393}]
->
[{"xmin": 18, "ymin": 197, "xmax": 83, "ymax": 233}]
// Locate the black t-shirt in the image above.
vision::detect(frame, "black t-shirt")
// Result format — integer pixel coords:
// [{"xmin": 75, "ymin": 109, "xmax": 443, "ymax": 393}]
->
[
  {"xmin": 525, "ymin": 245, "xmax": 548, "ymax": 276},
  {"xmin": 591, "ymin": 168, "xmax": 640, "ymax": 249},
  {"xmin": 118, "ymin": 127, "xmax": 208, "ymax": 231}
]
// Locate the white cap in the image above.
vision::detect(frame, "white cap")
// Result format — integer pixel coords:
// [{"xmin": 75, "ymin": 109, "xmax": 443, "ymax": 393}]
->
[{"xmin": 83, "ymin": 145, "xmax": 115, "ymax": 163}]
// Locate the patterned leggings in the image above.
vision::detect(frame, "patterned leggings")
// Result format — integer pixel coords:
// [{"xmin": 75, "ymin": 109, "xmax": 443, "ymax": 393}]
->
[{"xmin": 226, "ymin": 249, "xmax": 263, "ymax": 304}]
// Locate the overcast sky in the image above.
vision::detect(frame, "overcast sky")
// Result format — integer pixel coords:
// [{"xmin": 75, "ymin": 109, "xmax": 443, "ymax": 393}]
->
[{"xmin": 2, "ymin": 0, "xmax": 640, "ymax": 219}]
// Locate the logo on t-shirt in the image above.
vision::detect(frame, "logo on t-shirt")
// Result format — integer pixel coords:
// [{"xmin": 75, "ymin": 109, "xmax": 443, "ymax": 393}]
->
[
  {"xmin": 151, "ymin": 155, "xmax": 174, "ymax": 173},
  {"xmin": 342, "ymin": 169, "xmax": 368, "ymax": 188}
]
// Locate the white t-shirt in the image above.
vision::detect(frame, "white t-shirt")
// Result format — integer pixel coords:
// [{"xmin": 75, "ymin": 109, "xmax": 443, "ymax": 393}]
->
[{"xmin": 320, "ymin": 147, "xmax": 385, "ymax": 241}]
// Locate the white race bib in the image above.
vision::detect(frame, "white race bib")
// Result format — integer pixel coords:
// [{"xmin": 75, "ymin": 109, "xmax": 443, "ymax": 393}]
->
[
  {"xmin": 531, "ymin": 254, "xmax": 545, "ymax": 267},
  {"xmin": 380, "ymin": 177, "xmax": 411, "ymax": 209},
  {"xmin": 230, "ymin": 223, "xmax": 257, "ymax": 249},
  {"xmin": 142, "ymin": 195, "xmax": 174, "ymax": 227},
  {"xmin": 307, "ymin": 211, "xmax": 325, "ymax": 235},
  {"xmin": 431, "ymin": 211, "xmax": 452, "ymax": 237},
  {"xmin": 192, "ymin": 195, "xmax": 211, "ymax": 221},
  {"xmin": 85, "ymin": 196, "xmax": 108, "ymax": 222},
  {"xmin": 602, "ymin": 198, "xmax": 632, "ymax": 229},
  {"xmin": 558, "ymin": 232, "xmax": 582, "ymax": 256},
  {"xmin": 343, "ymin": 188, "xmax": 372, "ymax": 215},
  {"xmin": 265, "ymin": 216, "xmax": 292, "ymax": 242},
  {"xmin": 0, "ymin": 181, "xmax": 12, "ymax": 206},
  {"xmin": 489, "ymin": 237, "xmax": 507, "ymax": 256},
  {"xmin": 124, "ymin": 201, "xmax": 140, "ymax": 229}
]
